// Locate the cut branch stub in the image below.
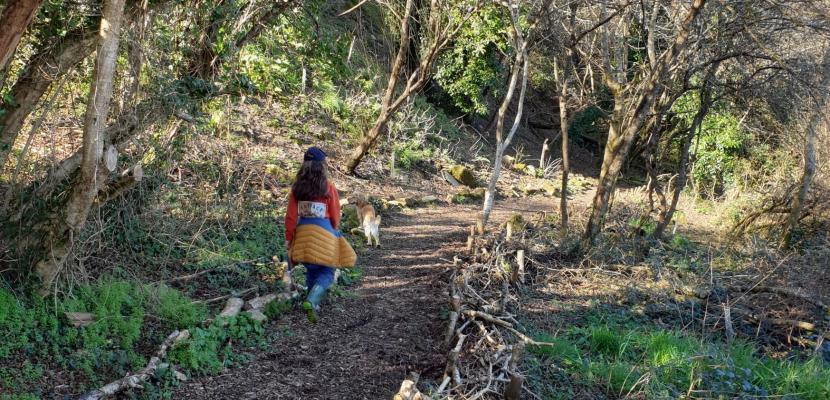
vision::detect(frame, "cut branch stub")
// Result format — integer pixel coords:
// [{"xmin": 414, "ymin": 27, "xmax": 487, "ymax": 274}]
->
[
  {"xmin": 104, "ymin": 145, "xmax": 118, "ymax": 172},
  {"xmin": 65, "ymin": 311, "xmax": 95, "ymax": 327}
]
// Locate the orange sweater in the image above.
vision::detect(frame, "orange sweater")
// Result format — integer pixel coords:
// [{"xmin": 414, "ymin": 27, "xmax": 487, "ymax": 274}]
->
[{"xmin": 284, "ymin": 182, "xmax": 340, "ymax": 243}]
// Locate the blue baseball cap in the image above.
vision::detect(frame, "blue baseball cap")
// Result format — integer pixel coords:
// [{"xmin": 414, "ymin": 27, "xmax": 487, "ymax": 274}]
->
[{"xmin": 304, "ymin": 147, "xmax": 327, "ymax": 162}]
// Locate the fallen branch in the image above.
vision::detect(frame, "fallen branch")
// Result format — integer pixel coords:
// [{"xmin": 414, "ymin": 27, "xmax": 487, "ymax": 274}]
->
[
  {"xmin": 78, "ymin": 330, "xmax": 185, "ymax": 400},
  {"xmin": 464, "ymin": 310, "xmax": 513, "ymax": 328},
  {"xmin": 730, "ymin": 284, "xmax": 829, "ymax": 312},
  {"xmin": 445, "ymin": 333, "xmax": 468, "ymax": 386},
  {"xmin": 729, "ymin": 305, "xmax": 830, "ymax": 341},
  {"xmin": 193, "ymin": 287, "xmax": 257, "ymax": 305}
]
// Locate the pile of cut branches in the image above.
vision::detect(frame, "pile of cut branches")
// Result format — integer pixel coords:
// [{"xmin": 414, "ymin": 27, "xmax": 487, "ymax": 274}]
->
[{"xmin": 436, "ymin": 225, "xmax": 541, "ymax": 400}]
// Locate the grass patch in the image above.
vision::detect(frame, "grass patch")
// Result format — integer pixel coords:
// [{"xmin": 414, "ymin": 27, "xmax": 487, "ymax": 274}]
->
[
  {"xmin": 152, "ymin": 284, "xmax": 208, "ymax": 329},
  {"xmin": 0, "ymin": 277, "xmax": 267, "ymax": 397},
  {"xmin": 528, "ymin": 321, "xmax": 830, "ymax": 399}
]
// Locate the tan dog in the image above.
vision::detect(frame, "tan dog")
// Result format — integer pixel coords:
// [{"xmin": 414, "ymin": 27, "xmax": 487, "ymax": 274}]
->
[{"xmin": 354, "ymin": 195, "xmax": 381, "ymax": 247}]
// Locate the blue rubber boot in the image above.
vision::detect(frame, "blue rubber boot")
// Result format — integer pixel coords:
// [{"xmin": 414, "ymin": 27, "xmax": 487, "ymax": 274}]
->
[{"xmin": 303, "ymin": 284, "xmax": 326, "ymax": 323}]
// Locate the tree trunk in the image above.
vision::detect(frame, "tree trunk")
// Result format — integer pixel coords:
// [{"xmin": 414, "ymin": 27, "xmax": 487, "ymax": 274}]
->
[
  {"xmin": 643, "ymin": 115, "xmax": 667, "ymax": 217},
  {"xmin": 481, "ymin": 9, "xmax": 528, "ymax": 227},
  {"xmin": 188, "ymin": 0, "xmax": 226, "ymax": 79},
  {"xmin": 346, "ymin": 0, "xmax": 414, "ymax": 174},
  {"xmin": 0, "ymin": 28, "xmax": 97, "ymax": 169},
  {"xmin": 784, "ymin": 50, "xmax": 830, "ymax": 247},
  {"xmin": 556, "ymin": 53, "xmax": 571, "ymax": 234},
  {"xmin": 654, "ymin": 63, "xmax": 719, "ymax": 238},
  {"xmin": 406, "ymin": 0, "xmax": 423, "ymax": 78},
  {"xmin": 34, "ymin": 0, "xmax": 126, "ymax": 293},
  {"xmin": 583, "ymin": 0, "xmax": 708, "ymax": 245},
  {"xmin": 583, "ymin": 104, "xmax": 631, "ymax": 242},
  {"xmin": 0, "ymin": 0, "xmax": 42, "ymax": 72}
]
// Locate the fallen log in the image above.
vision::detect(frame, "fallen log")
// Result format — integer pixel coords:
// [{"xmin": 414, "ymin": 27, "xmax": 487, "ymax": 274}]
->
[
  {"xmin": 245, "ymin": 293, "xmax": 277, "ymax": 310},
  {"xmin": 219, "ymin": 297, "xmax": 244, "ymax": 319},
  {"xmin": 245, "ymin": 309, "xmax": 268, "ymax": 323}
]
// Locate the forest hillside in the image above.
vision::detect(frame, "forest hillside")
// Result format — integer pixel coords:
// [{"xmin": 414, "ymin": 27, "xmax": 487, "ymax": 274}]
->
[{"xmin": 1, "ymin": 0, "xmax": 829, "ymax": 399}]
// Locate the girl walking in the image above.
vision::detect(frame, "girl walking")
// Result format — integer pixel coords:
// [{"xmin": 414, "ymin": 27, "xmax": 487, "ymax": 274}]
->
[{"xmin": 285, "ymin": 147, "xmax": 356, "ymax": 322}]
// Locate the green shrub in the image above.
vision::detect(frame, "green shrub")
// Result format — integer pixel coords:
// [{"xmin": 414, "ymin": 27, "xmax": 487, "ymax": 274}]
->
[
  {"xmin": 263, "ymin": 299, "xmax": 292, "ymax": 320},
  {"xmin": 60, "ymin": 280, "xmax": 146, "ymax": 350},
  {"xmin": 168, "ymin": 314, "xmax": 265, "ymax": 375},
  {"xmin": 153, "ymin": 285, "xmax": 207, "ymax": 329},
  {"xmin": 317, "ymin": 89, "xmax": 346, "ymax": 118},
  {"xmin": 168, "ymin": 322, "xmax": 227, "ymax": 375},
  {"xmin": 434, "ymin": 5, "xmax": 510, "ymax": 115},
  {"xmin": 0, "ymin": 289, "xmax": 33, "ymax": 358},
  {"xmin": 394, "ymin": 142, "xmax": 433, "ymax": 171},
  {"xmin": 336, "ymin": 266, "xmax": 362, "ymax": 286}
]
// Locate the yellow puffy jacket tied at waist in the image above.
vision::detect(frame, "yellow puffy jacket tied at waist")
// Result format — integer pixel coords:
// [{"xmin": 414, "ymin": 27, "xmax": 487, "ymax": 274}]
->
[{"xmin": 288, "ymin": 217, "xmax": 356, "ymax": 268}]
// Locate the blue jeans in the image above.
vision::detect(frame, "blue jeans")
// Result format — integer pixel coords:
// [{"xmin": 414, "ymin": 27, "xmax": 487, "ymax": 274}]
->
[{"xmin": 304, "ymin": 263, "xmax": 334, "ymax": 307}]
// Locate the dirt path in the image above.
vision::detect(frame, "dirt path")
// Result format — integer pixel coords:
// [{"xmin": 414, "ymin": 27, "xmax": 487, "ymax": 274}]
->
[{"xmin": 174, "ymin": 197, "xmax": 554, "ymax": 400}]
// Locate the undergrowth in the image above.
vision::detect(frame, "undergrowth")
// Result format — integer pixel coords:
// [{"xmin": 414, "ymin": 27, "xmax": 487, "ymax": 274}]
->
[
  {"xmin": 0, "ymin": 278, "xmax": 262, "ymax": 397},
  {"xmin": 526, "ymin": 318, "xmax": 830, "ymax": 399},
  {"xmin": 168, "ymin": 314, "xmax": 266, "ymax": 376}
]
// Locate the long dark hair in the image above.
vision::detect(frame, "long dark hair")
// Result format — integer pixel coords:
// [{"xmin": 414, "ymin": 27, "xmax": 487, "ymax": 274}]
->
[{"xmin": 291, "ymin": 160, "xmax": 329, "ymax": 201}]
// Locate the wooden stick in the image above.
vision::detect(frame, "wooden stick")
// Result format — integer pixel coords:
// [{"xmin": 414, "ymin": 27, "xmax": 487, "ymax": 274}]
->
[
  {"xmin": 65, "ymin": 312, "xmax": 95, "ymax": 327},
  {"xmin": 445, "ymin": 311, "xmax": 460, "ymax": 346},
  {"xmin": 435, "ymin": 376, "xmax": 452, "ymax": 396},
  {"xmin": 193, "ymin": 287, "xmax": 256, "ymax": 305},
  {"xmin": 516, "ymin": 250, "xmax": 525, "ymax": 284},
  {"xmin": 445, "ymin": 333, "xmax": 468, "ymax": 385},
  {"xmin": 464, "ymin": 310, "xmax": 513, "ymax": 328},
  {"xmin": 505, "ymin": 374, "xmax": 524, "ymax": 400},
  {"xmin": 338, "ymin": 0, "xmax": 368, "ymax": 16},
  {"xmin": 156, "ymin": 257, "xmax": 266, "ymax": 285},
  {"xmin": 723, "ymin": 303, "xmax": 735, "ymax": 341}
]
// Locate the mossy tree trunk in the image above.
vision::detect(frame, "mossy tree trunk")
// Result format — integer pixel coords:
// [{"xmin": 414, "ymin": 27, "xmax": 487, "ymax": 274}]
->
[
  {"xmin": 346, "ymin": 0, "xmax": 414, "ymax": 174},
  {"xmin": 33, "ymin": 0, "xmax": 126, "ymax": 294}
]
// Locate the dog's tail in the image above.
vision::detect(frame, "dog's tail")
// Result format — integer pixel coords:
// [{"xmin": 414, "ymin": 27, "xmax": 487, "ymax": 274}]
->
[{"xmin": 374, "ymin": 215, "xmax": 381, "ymax": 226}]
